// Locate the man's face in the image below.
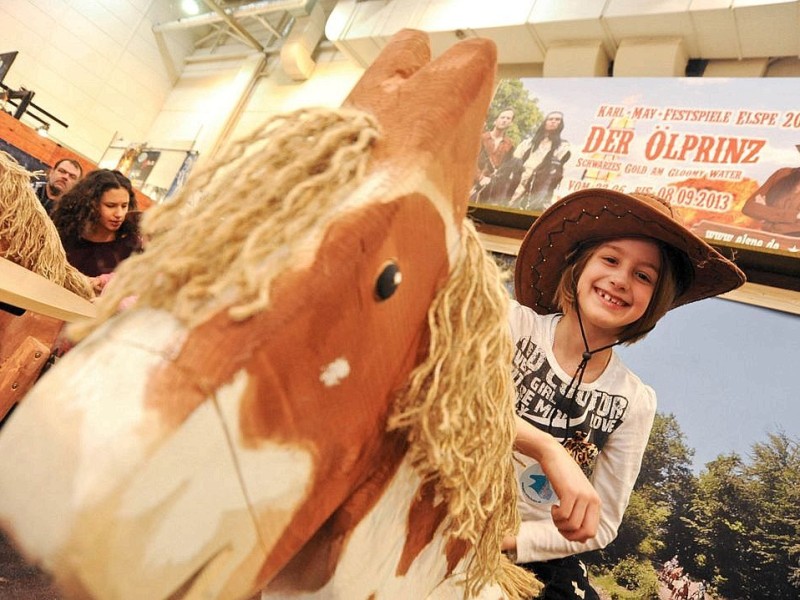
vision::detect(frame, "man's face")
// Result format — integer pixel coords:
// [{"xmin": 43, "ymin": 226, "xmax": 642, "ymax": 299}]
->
[
  {"xmin": 544, "ymin": 113, "xmax": 563, "ymax": 131},
  {"xmin": 494, "ymin": 110, "xmax": 514, "ymax": 131},
  {"xmin": 47, "ymin": 161, "xmax": 81, "ymax": 197}
]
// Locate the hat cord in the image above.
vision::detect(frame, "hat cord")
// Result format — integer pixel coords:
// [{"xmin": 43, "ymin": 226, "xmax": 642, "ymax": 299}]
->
[{"xmin": 547, "ymin": 302, "xmax": 620, "ymax": 443}]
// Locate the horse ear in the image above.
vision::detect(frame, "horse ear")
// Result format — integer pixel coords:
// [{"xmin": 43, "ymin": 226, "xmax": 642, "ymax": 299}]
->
[
  {"xmin": 343, "ymin": 29, "xmax": 497, "ymax": 222},
  {"xmin": 343, "ymin": 29, "xmax": 432, "ymax": 106}
]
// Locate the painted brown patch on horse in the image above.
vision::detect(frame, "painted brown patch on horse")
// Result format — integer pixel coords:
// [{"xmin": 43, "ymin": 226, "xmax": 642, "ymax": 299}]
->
[
  {"xmin": 397, "ymin": 479, "xmax": 449, "ymax": 576},
  {"xmin": 264, "ymin": 431, "xmax": 408, "ymax": 593},
  {"xmin": 142, "ymin": 297, "xmax": 290, "ymax": 432},
  {"xmin": 445, "ymin": 536, "xmax": 471, "ymax": 577}
]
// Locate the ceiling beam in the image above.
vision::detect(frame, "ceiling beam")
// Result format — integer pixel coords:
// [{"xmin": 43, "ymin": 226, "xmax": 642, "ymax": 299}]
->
[{"xmin": 200, "ymin": 0, "xmax": 265, "ymax": 51}]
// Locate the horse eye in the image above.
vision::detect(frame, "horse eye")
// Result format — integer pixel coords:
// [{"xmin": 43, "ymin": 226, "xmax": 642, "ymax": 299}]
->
[{"xmin": 375, "ymin": 261, "xmax": 402, "ymax": 301}]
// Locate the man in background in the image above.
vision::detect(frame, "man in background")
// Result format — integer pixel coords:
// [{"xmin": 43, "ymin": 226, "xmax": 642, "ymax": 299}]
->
[
  {"xmin": 471, "ymin": 107, "xmax": 517, "ymax": 205},
  {"xmin": 34, "ymin": 158, "xmax": 83, "ymax": 215}
]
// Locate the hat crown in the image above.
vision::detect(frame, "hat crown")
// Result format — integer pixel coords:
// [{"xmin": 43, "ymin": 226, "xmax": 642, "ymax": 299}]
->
[{"xmin": 629, "ymin": 192, "xmax": 674, "ymax": 219}]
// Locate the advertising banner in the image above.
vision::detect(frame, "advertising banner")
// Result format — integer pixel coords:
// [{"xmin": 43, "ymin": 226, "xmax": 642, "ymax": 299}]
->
[
  {"xmin": 116, "ymin": 145, "xmax": 161, "ymax": 189},
  {"xmin": 473, "ymin": 78, "xmax": 800, "ymax": 259},
  {"xmin": 126, "ymin": 149, "xmax": 161, "ymax": 190}
]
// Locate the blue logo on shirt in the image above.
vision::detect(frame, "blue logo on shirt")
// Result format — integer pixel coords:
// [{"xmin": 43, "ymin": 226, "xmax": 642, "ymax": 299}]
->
[{"xmin": 520, "ymin": 463, "xmax": 558, "ymax": 504}]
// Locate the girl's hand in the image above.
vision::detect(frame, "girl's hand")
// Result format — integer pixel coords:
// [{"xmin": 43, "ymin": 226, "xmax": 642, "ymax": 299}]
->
[
  {"xmin": 88, "ymin": 273, "xmax": 113, "ymax": 294},
  {"xmin": 514, "ymin": 416, "xmax": 601, "ymax": 542}
]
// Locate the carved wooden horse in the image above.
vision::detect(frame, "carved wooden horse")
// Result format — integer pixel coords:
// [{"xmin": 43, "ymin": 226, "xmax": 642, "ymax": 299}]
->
[{"xmin": 0, "ymin": 31, "xmax": 538, "ymax": 599}]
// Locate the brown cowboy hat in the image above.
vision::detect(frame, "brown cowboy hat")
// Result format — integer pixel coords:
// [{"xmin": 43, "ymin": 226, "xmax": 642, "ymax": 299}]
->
[{"xmin": 514, "ymin": 188, "xmax": 746, "ymax": 314}]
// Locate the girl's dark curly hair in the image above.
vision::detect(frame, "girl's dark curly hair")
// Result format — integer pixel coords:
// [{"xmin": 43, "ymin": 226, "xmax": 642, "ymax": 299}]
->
[{"xmin": 52, "ymin": 169, "xmax": 138, "ymax": 242}]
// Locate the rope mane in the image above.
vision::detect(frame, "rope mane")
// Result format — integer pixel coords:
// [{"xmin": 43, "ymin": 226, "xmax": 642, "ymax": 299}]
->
[
  {"xmin": 389, "ymin": 222, "xmax": 539, "ymax": 599},
  {"xmin": 0, "ymin": 151, "xmax": 93, "ymax": 299},
  {"xmin": 73, "ymin": 107, "xmax": 380, "ymax": 339},
  {"xmin": 72, "ymin": 106, "xmax": 538, "ymax": 597}
]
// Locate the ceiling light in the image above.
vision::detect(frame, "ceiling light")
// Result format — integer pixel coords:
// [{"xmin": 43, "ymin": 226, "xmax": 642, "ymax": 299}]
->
[{"xmin": 180, "ymin": 0, "xmax": 200, "ymax": 15}]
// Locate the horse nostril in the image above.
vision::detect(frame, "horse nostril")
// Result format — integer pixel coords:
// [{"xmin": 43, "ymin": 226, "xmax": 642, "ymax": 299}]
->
[{"xmin": 375, "ymin": 261, "xmax": 402, "ymax": 300}]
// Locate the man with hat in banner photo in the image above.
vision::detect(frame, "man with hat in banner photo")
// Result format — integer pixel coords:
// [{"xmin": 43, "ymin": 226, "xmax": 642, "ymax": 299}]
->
[{"xmin": 501, "ymin": 189, "xmax": 746, "ymax": 599}]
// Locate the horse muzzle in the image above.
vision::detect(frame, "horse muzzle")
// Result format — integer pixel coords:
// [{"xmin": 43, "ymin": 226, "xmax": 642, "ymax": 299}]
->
[{"xmin": 0, "ymin": 308, "xmax": 312, "ymax": 600}]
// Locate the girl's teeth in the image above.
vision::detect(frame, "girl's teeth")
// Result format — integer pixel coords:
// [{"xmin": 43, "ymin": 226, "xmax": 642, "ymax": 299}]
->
[{"xmin": 599, "ymin": 290, "xmax": 623, "ymax": 305}]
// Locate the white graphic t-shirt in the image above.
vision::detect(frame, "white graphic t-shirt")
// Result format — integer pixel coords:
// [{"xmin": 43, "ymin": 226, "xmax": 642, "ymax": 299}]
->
[{"xmin": 509, "ymin": 300, "xmax": 657, "ymax": 563}]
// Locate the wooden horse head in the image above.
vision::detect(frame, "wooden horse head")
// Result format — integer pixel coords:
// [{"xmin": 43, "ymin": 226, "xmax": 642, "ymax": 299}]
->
[{"xmin": 0, "ymin": 30, "xmax": 537, "ymax": 599}]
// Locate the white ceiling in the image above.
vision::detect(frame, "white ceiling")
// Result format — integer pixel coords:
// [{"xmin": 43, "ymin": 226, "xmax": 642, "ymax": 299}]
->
[
  {"xmin": 324, "ymin": 0, "xmax": 800, "ymax": 68},
  {"xmin": 148, "ymin": 0, "xmax": 800, "ymax": 77}
]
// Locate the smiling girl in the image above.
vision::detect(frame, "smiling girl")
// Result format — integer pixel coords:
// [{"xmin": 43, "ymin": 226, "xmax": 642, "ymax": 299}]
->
[
  {"xmin": 504, "ymin": 189, "xmax": 745, "ymax": 599},
  {"xmin": 52, "ymin": 169, "xmax": 142, "ymax": 290}
]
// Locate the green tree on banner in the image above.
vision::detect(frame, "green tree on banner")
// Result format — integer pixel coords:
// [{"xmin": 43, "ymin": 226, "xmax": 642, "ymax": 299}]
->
[
  {"xmin": 742, "ymin": 432, "xmax": 800, "ymax": 599},
  {"xmin": 684, "ymin": 453, "xmax": 754, "ymax": 596},
  {"xmin": 484, "ymin": 79, "xmax": 542, "ymax": 146},
  {"xmin": 584, "ymin": 418, "xmax": 800, "ymax": 599}
]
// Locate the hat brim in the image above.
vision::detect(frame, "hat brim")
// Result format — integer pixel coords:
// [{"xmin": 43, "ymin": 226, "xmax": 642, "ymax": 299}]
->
[{"xmin": 514, "ymin": 188, "xmax": 746, "ymax": 314}]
